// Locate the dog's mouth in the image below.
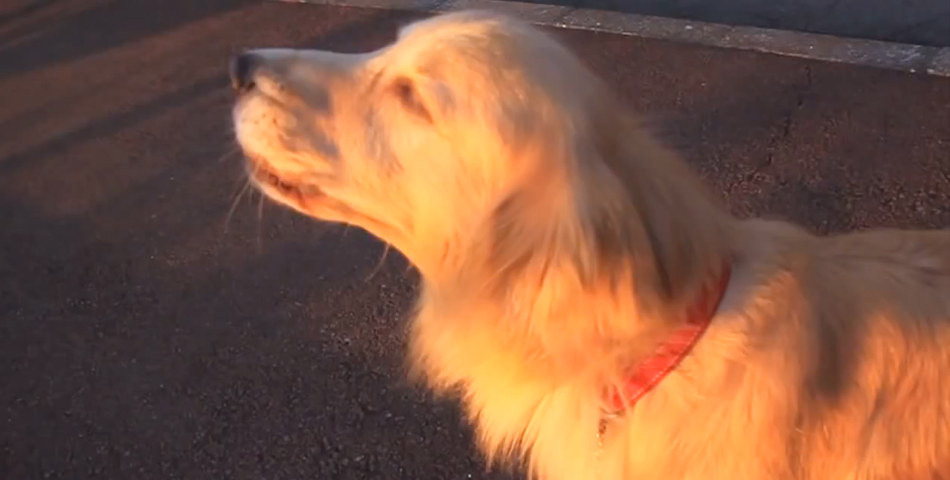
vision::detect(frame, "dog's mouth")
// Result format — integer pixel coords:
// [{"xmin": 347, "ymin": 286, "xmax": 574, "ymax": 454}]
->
[{"xmin": 246, "ymin": 156, "xmax": 325, "ymax": 203}]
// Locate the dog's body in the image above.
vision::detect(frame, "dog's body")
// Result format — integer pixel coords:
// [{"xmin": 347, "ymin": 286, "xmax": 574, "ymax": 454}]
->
[{"xmin": 229, "ymin": 10, "xmax": 950, "ymax": 480}]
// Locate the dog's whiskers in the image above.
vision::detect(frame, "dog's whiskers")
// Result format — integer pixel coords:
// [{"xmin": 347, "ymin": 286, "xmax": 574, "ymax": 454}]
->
[
  {"xmin": 365, "ymin": 243, "xmax": 392, "ymax": 282},
  {"xmin": 223, "ymin": 178, "xmax": 252, "ymax": 233},
  {"xmin": 216, "ymin": 145, "xmax": 241, "ymax": 164},
  {"xmin": 255, "ymin": 191, "xmax": 265, "ymax": 253}
]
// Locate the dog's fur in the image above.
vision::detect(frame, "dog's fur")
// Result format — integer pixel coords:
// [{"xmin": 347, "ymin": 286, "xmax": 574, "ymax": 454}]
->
[{"xmin": 230, "ymin": 11, "xmax": 950, "ymax": 480}]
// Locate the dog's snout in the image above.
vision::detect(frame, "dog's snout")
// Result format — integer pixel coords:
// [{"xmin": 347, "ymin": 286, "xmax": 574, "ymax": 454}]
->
[{"xmin": 230, "ymin": 51, "xmax": 260, "ymax": 94}]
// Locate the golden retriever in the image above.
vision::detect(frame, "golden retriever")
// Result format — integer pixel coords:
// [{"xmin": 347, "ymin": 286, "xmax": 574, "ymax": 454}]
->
[{"xmin": 228, "ymin": 10, "xmax": 950, "ymax": 480}]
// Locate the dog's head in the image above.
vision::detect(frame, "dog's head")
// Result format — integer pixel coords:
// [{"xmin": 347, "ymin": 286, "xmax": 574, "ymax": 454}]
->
[
  {"xmin": 230, "ymin": 11, "xmax": 604, "ymax": 266},
  {"xmin": 231, "ymin": 10, "xmax": 731, "ymax": 341}
]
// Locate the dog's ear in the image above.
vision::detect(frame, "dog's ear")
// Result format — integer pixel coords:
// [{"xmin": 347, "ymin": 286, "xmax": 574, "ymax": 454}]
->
[
  {"xmin": 483, "ymin": 111, "xmax": 664, "ymax": 316},
  {"xmin": 485, "ymin": 94, "xmax": 732, "ymax": 324},
  {"xmin": 591, "ymin": 109, "xmax": 734, "ymax": 307}
]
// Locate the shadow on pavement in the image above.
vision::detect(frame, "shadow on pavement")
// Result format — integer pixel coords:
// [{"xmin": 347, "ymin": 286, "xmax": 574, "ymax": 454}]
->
[
  {"xmin": 0, "ymin": 3, "xmax": 513, "ymax": 479},
  {"xmin": 0, "ymin": 0, "xmax": 261, "ymax": 79}
]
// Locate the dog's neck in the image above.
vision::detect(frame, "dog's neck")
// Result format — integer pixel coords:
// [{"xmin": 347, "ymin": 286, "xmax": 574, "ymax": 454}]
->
[
  {"xmin": 411, "ymin": 110, "xmax": 738, "ymax": 381},
  {"xmin": 415, "ymin": 205, "xmax": 735, "ymax": 385},
  {"xmin": 602, "ymin": 259, "xmax": 733, "ymax": 414}
]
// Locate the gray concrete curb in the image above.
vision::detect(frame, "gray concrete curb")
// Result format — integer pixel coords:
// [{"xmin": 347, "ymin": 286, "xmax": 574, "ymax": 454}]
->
[{"xmin": 275, "ymin": 0, "xmax": 950, "ymax": 77}]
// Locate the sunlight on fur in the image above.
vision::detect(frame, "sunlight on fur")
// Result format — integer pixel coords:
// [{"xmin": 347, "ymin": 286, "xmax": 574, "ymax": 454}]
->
[{"xmin": 230, "ymin": 10, "xmax": 950, "ymax": 480}]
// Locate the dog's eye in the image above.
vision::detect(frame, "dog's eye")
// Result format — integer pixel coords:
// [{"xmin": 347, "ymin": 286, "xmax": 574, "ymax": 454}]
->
[{"xmin": 392, "ymin": 77, "xmax": 432, "ymax": 123}]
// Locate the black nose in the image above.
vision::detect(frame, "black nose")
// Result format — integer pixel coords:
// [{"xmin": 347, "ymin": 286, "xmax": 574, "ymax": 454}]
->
[{"xmin": 229, "ymin": 51, "xmax": 259, "ymax": 93}]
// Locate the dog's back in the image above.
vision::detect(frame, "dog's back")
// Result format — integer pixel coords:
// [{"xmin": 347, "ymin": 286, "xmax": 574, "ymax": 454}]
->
[
  {"xmin": 616, "ymin": 223, "xmax": 950, "ymax": 480},
  {"xmin": 781, "ymin": 227, "xmax": 950, "ymax": 479}
]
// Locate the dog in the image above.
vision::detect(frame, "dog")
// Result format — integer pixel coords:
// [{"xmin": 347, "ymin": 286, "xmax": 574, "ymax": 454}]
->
[{"xmin": 228, "ymin": 10, "xmax": 950, "ymax": 480}]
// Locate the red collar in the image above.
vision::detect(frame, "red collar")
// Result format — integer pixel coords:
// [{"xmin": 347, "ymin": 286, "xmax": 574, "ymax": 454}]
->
[{"xmin": 602, "ymin": 261, "xmax": 732, "ymax": 414}]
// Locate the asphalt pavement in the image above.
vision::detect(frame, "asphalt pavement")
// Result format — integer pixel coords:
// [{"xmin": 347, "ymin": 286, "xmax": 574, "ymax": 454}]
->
[
  {"xmin": 1, "ymin": 1, "xmax": 948, "ymax": 479},
  {"xmin": 507, "ymin": 0, "xmax": 950, "ymax": 47}
]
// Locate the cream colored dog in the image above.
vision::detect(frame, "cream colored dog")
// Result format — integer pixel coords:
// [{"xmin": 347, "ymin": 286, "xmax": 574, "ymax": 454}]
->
[{"xmin": 229, "ymin": 10, "xmax": 950, "ymax": 480}]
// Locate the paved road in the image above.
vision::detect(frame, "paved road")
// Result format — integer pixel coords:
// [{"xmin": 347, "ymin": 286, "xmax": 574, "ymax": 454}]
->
[
  {"xmin": 508, "ymin": 0, "xmax": 950, "ymax": 47},
  {"xmin": 1, "ymin": 1, "xmax": 948, "ymax": 479}
]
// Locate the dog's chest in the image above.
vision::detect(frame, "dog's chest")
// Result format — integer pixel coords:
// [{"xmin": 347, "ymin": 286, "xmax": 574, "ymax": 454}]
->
[{"xmin": 602, "ymin": 398, "xmax": 786, "ymax": 480}]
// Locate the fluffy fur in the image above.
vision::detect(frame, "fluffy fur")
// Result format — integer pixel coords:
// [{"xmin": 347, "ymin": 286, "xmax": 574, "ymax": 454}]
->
[{"xmin": 230, "ymin": 10, "xmax": 950, "ymax": 480}]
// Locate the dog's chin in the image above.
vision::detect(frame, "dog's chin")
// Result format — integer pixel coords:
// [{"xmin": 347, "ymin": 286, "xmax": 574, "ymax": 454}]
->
[
  {"xmin": 243, "ymin": 154, "xmax": 405, "ymax": 244},
  {"xmin": 244, "ymin": 155, "xmax": 331, "ymax": 216}
]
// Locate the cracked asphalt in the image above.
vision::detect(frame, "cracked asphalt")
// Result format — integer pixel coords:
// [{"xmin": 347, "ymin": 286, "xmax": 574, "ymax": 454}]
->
[{"xmin": 0, "ymin": 1, "xmax": 948, "ymax": 479}]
